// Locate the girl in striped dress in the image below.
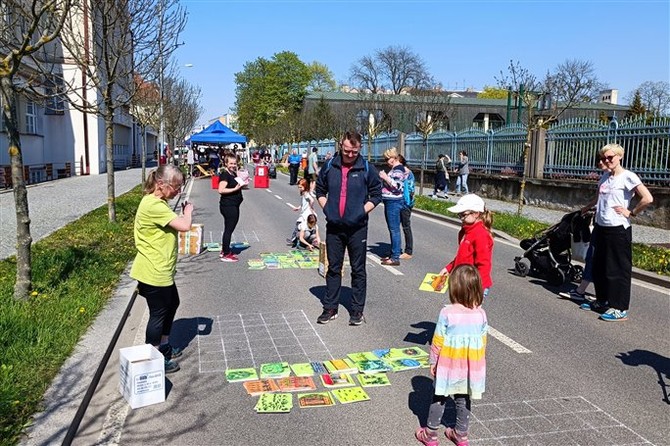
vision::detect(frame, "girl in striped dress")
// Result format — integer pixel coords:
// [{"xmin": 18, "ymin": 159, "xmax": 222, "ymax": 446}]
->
[{"xmin": 415, "ymin": 264, "xmax": 488, "ymax": 446}]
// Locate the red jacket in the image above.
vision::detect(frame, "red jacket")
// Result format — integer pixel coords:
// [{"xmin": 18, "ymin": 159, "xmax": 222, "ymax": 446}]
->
[{"xmin": 445, "ymin": 220, "xmax": 494, "ymax": 289}]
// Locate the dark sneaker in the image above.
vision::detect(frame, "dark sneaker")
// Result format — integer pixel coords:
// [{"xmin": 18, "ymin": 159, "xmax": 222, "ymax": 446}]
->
[
  {"xmin": 580, "ymin": 301, "xmax": 607, "ymax": 313},
  {"xmin": 165, "ymin": 358, "xmax": 180, "ymax": 374},
  {"xmin": 317, "ymin": 308, "xmax": 338, "ymax": 324},
  {"xmin": 159, "ymin": 344, "xmax": 182, "ymax": 359},
  {"xmin": 349, "ymin": 311, "xmax": 365, "ymax": 326},
  {"xmin": 381, "ymin": 258, "xmax": 400, "ymax": 266},
  {"xmin": 558, "ymin": 289, "xmax": 586, "ymax": 301}
]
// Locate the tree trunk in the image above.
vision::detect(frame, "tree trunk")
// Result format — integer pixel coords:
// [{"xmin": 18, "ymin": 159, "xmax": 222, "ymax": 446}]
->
[
  {"xmin": 105, "ymin": 111, "xmax": 116, "ymax": 222},
  {"xmin": 141, "ymin": 125, "xmax": 147, "ymax": 184},
  {"xmin": 2, "ymin": 80, "xmax": 33, "ymax": 300},
  {"xmin": 517, "ymin": 131, "xmax": 532, "ymax": 215}
]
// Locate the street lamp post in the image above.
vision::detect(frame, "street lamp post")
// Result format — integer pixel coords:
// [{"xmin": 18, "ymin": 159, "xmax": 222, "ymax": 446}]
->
[{"xmin": 367, "ymin": 112, "xmax": 375, "ymax": 162}]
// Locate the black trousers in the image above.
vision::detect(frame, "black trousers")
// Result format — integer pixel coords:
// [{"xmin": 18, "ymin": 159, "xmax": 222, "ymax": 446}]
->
[
  {"xmin": 400, "ymin": 205, "xmax": 413, "ymax": 255},
  {"xmin": 289, "ymin": 164, "xmax": 299, "ymax": 185},
  {"xmin": 323, "ymin": 223, "xmax": 368, "ymax": 313},
  {"xmin": 592, "ymin": 224, "xmax": 633, "ymax": 310},
  {"xmin": 137, "ymin": 282, "xmax": 180, "ymax": 346},
  {"xmin": 220, "ymin": 204, "xmax": 240, "ymax": 255}
]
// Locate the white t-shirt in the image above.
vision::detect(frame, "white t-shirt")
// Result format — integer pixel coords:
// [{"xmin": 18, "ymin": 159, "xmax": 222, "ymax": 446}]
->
[
  {"xmin": 299, "ymin": 193, "xmax": 315, "ymax": 221},
  {"xmin": 298, "ymin": 221, "xmax": 318, "ymax": 243},
  {"xmin": 595, "ymin": 169, "xmax": 641, "ymax": 229}
]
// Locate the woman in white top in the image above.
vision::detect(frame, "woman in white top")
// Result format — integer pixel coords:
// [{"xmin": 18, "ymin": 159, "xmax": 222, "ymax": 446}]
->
[{"xmin": 579, "ymin": 143, "xmax": 653, "ymax": 321}]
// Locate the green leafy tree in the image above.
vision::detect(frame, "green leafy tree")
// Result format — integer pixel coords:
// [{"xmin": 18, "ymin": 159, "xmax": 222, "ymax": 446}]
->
[
  {"xmin": 235, "ymin": 51, "xmax": 311, "ymax": 140},
  {"xmin": 477, "ymin": 86, "xmax": 508, "ymax": 99},
  {"xmin": 307, "ymin": 61, "xmax": 337, "ymax": 92},
  {"xmin": 626, "ymin": 90, "xmax": 647, "ymax": 119}
]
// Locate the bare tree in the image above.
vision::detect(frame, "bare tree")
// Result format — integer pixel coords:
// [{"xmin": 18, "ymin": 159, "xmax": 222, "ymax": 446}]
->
[
  {"xmin": 497, "ymin": 59, "xmax": 601, "ymax": 213},
  {"xmin": 131, "ymin": 73, "xmax": 160, "ymax": 182},
  {"xmin": 163, "ymin": 73, "xmax": 202, "ymax": 155},
  {"xmin": 630, "ymin": 80, "xmax": 670, "ymax": 116},
  {"xmin": 0, "ymin": 0, "xmax": 73, "ymax": 300},
  {"xmin": 60, "ymin": 0, "xmax": 186, "ymax": 222},
  {"xmin": 349, "ymin": 46, "xmax": 436, "ymax": 94}
]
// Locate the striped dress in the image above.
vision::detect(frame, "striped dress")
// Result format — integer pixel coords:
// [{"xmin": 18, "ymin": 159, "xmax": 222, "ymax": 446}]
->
[{"xmin": 430, "ymin": 303, "xmax": 488, "ymax": 399}]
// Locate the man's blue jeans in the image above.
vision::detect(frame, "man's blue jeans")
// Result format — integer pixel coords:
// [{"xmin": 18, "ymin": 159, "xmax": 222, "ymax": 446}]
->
[{"xmin": 383, "ymin": 198, "xmax": 403, "ymax": 261}]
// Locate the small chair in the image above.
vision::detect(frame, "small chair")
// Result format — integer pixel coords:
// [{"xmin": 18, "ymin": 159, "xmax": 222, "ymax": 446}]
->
[{"xmin": 195, "ymin": 164, "xmax": 214, "ymax": 178}]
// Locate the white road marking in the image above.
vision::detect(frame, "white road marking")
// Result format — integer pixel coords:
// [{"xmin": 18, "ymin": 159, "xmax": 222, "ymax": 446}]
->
[
  {"xmin": 274, "ymin": 194, "xmax": 282, "ymax": 200},
  {"xmin": 367, "ymin": 254, "xmax": 404, "ymax": 276},
  {"xmin": 265, "ymin": 189, "xmax": 273, "ymax": 193},
  {"xmin": 488, "ymin": 326, "xmax": 532, "ymax": 353},
  {"xmin": 285, "ymin": 202, "xmax": 297, "ymax": 209}
]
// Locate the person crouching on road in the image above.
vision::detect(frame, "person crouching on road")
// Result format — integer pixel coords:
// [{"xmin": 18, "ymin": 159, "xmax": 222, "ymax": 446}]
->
[
  {"xmin": 439, "ymin": 194, "xmax": 494, "ymax": 299},
  {"xmin": 130, "ymin": 165, "xmax": 192, "ymax": 374}
]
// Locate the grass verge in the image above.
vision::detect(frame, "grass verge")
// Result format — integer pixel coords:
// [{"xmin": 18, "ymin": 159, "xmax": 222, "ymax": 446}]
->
[{"xmin": 0, "ymin": 187, "xmax": 142, "ymax": 445}]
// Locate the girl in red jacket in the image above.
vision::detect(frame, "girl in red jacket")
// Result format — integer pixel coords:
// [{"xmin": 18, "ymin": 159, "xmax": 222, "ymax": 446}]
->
[{"xmin": 439, "ymin": 194, "xmax": 494, "ymax": 297}]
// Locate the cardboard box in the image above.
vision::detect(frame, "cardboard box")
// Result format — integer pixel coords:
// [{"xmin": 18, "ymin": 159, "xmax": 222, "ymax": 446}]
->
[
  {"xmin": 178, "ymin": 223, "xmax": 204, "ymax": 255},
  {"xmin": 119, "ymin": 344, "xmax": 165, "ymax": 409}
]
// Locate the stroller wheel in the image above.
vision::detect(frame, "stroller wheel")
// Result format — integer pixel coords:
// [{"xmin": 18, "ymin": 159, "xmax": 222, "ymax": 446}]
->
[
  {"xmin": 548, "ymin": 268, "xmax": 566, "ymax": 286},
  {"xmin": 515, "ymin": 258, "xmax": 530, "ymax": 277},
  {"xmin": 570, "ymin": 265, "xmax": 584, "ymax": 282}
]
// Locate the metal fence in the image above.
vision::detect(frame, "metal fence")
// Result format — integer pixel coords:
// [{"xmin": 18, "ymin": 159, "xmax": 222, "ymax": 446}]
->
[{"xmin": 280, "ymin": 117, "xmax": 670, "ymax": 185}]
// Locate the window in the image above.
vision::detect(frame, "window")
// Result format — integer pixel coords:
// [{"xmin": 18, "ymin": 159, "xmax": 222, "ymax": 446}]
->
[
  {"xmin": 26, "ymin": 100, "xmax": 36, "ymax": 133},
  {"xmin": 45, "ymin": 75, "xmax": 65, "ymax": 115}
]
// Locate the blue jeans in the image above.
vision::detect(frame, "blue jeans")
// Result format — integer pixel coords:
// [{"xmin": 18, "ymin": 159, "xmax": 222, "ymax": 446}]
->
[
  {"xmin": 456, "ymin": 174, "xmax": 469, "ymax": 194},
  {"xmin": 383, "ymin": 198, "xmax": 403, "ymax": 261}
]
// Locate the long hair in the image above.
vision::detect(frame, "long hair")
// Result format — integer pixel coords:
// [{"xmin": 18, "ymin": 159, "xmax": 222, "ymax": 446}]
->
[
  {"xmin": 143, "ymin": 165, "xmax": 183, "ymax": 195},
  {"xmin": 448, "ymin": 264, "xmax": 484, "ymax": 309}
]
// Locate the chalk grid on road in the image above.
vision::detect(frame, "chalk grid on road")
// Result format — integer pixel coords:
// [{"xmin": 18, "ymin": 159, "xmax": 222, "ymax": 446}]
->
[
  {"xmin": 194, "ymin": 312, "xmax": 653, "ymax": 445},
  {"xmin": 197, "ymin": 310, "xmax": 333, "ymax": 372}
]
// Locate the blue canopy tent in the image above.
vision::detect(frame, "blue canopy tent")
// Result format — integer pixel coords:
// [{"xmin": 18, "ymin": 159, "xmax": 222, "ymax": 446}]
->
[{"xmin": 188, "ymin": 120, "xmax": 247, "ymax": 145}]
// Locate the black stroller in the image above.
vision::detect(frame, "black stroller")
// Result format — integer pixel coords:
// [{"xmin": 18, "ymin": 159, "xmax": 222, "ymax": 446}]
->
[{"xmin": 513, "ymin": 210, "xmax": 592, "ymax": 286}]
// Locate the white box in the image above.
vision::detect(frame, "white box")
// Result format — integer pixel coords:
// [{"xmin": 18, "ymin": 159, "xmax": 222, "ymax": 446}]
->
[{"xmin": 119, "ymin": 344, "xmax": 165, "ymax": 409}]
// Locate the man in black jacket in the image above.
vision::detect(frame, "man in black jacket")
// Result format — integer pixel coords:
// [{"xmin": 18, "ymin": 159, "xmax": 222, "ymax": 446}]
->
[{"xmin": 315, "ymin": 131, "xmax": 382, "ymax": 326}]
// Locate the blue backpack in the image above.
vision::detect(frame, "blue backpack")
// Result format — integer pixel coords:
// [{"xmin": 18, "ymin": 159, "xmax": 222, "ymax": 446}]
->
[{"xmin": 403, "ymin": 170, "xmax": 415, "ymax": 208}]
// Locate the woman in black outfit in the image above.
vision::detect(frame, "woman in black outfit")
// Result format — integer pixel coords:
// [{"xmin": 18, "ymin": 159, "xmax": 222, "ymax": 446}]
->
[{"xmin": 218, "ymin": 152, "xmax": 245, "ymax": 262}]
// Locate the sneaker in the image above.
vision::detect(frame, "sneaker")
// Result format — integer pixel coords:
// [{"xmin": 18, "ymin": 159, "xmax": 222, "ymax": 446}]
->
[
  {"xmin": 445, "ymin": 427, "xmax": 469, "ymax": 446},
  {"xmin": 164, "ymin": 358, "xmax": 180, "ymax": 374},
  {"xmin": 400, "ymin": 253, "xmax": 413, "ymax": 260},
  {"xmin": 349, "ymin": 311, "xmax": 365, "ymax": 326},
  {"xmin": 159, "ymin": 344, "xmax": 183, "ymax": 359},
  {"xmin": 317, "ymin": 308, "xmax": 338, "ymax": 324},
  {"xmin": 415, "ymin": 427, "xmax": 439, "ymax": 446},
  {"xmin": 558, "ymin": 289, "xmax": 586, "ymax": 301},
  {"xmin": 219, "ymin": 250, "xmax": 225, "ymax": 259},
  {"xmin": 220, "ymin": 253, "xmax": 239, "ymax": 263},
  {"xmin": 600, "ymin": 308, "xmax": 628, "ymax": 322},
  {"xmin": 580, "ymin": 301, "xmax": 607, "ymax": 312},
  {"xmin": 381, "ymin": 258, "xmax": 400, "ymax": 266}
]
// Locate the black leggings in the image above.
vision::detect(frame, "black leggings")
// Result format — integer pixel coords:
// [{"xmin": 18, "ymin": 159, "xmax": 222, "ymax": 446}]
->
[
  {"xmin": 137, "ymin": 282, "xmax": 180, "ymax": 346},
  {"xmin": 220, "ymin": 205, "xmax": 240, "ymax": 255}
]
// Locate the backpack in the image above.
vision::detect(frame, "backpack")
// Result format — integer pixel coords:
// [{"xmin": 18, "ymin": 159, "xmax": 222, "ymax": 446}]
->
[{"xmin": 403, "ymin": 170, "xmax": 415, "ymax": 208}]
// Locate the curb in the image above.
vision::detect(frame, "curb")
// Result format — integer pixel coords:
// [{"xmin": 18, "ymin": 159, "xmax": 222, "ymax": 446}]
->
[{"xmin": 411, "ymin": 207, "xmax": 670, "ymax": 290}]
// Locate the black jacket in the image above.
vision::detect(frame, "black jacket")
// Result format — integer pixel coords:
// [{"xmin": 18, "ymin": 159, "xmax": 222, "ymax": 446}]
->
[{"xmin": 315, "ymin": 154, "xmax": 382, "ymax": 227}]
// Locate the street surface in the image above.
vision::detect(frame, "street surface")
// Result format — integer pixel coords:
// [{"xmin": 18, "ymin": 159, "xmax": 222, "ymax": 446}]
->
[{"xmin": 20, "ymin": 168, "xmax": 670, "ymax": 446}]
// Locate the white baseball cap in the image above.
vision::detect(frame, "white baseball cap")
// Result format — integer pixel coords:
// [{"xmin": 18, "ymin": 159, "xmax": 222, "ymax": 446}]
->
[{"xmin": 448, "ymin": 194, "xmax": 485, "ymax": 214}]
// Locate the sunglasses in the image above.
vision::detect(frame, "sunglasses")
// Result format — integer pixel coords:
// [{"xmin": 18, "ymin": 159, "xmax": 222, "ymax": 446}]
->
[{"xmin": 600, "ymin": 155, "xmax": 617, "ymax": 162}]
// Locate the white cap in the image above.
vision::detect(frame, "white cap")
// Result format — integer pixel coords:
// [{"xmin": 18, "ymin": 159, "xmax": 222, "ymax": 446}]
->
[{"xmin": 448, "ymin": 194, "xmax": 485, "ymax": 213}]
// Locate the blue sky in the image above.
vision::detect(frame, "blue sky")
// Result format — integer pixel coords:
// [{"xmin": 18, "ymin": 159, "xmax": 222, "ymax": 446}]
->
[{"xmin": 175, "ymin": 0, "xmax": 670, "ymax": 126}]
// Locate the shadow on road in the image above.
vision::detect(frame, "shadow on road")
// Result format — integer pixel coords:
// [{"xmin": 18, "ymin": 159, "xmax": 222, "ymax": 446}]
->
[{"xmin": 616, "ymin": 349, "xmax": 670, "ymax": 405}]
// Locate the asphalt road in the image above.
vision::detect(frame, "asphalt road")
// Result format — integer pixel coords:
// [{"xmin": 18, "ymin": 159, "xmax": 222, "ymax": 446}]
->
[{"xmin": 21, "ymin": 169, "xmax": 670, "ymax": 446}]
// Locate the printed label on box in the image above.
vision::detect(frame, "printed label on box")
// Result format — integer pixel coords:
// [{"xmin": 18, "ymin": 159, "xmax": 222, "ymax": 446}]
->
[{"xmin": 134, "ymin": 370, "xmax": 164, "ymax": 395}]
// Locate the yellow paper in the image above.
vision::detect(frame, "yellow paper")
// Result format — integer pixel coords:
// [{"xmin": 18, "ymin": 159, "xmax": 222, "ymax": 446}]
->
[{"xmin": 419, "ymin": 272, "xmax": 448, "ymax": 294}]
